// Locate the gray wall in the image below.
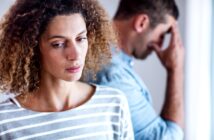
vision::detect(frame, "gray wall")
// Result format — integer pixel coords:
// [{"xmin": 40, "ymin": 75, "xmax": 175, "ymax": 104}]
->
[{"xmin": 0, "ymin": 0, "xmax": 15, "ymax": 17}]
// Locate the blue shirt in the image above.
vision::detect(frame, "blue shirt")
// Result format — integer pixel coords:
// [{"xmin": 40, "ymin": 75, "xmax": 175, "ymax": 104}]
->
[{"xmin": 89, "ymin": 50, "xmax": 184, "ymax": 140}]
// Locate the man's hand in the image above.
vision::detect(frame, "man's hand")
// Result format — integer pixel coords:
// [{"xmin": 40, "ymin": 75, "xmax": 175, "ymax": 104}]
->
[{"xmin": 151, "ymin": 22, "xmax": 184, "ymax": 73}]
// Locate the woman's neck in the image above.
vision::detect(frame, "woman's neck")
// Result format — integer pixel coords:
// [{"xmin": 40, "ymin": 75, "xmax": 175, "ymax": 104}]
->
[{"xmin": 17, "ymin": 80, "xmax": 95, "ymax": 112}]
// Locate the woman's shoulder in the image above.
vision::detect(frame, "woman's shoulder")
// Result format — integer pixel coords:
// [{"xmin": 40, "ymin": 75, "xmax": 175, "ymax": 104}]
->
[
  {"xmin": 96, "ymin": 85, "xmax": 125, "ymax": 94},
  {"xmin": 0, "ymin": 99, "xmax": 12, "ymax": 107},
  {"xmin": 0, "ymin": 99, "xmax": 17, "ymax": 119},
  {"xmin": 93, "ymin": 84, "xmax": 127, "ymax": 102},
  {"xmin": 0, "ymin": 98, "xmax": 17, "ymax": 110}
]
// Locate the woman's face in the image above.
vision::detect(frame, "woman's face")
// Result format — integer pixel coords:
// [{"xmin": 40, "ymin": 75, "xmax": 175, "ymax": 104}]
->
[{"xmin": 39, "ymin": 14, "xmax": 88, "ymax": 82}]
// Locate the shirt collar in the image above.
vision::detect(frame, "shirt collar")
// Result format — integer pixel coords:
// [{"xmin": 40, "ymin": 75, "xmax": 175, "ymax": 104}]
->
[{"xmin": 118, "ymin": 51, "xmax": 134, "ymax": 67}]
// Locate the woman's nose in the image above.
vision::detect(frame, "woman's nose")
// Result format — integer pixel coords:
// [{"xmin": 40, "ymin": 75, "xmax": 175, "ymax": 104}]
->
[{"xmin": 65, "ymin": 42, "xmax": 81, "ymax": 61}]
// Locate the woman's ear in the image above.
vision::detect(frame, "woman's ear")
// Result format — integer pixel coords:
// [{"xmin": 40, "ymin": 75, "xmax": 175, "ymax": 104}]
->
[{"xmin": 133, "ymin": 14, "xmax": 150, "ymax": 33}]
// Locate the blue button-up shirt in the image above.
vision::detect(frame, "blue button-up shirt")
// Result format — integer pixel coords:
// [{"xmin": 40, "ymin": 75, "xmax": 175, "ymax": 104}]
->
[{"xmin": 90, "ymin": 50, "xmax": 184, "ymax": 140}]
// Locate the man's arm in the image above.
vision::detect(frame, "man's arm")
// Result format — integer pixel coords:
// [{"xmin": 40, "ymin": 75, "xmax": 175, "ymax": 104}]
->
[{"xmin": 151, "ymin": 22, "xmax": 184, "ymax": 128}]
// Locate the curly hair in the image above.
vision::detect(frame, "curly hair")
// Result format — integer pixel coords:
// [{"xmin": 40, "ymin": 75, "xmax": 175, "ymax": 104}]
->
[{"xmin": 0, "ymin": 0, "xmax": 115, "ymax": 95}]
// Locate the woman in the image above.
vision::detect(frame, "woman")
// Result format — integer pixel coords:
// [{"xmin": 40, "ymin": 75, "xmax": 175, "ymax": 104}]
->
[{"xmin": 0, "ymin": 0, "xmax": 134, "ymax": 139}]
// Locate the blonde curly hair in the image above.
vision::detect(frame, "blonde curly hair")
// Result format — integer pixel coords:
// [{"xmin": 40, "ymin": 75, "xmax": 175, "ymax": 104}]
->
[{"xmin": 0, "ymin": 0, "xmax": 115, "ymax": 95}]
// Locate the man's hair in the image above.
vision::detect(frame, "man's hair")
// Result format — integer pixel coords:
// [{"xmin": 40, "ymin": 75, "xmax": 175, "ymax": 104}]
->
[{"xmin": 114, "ymin": 0, "xmax": 179, "ymax": 28}]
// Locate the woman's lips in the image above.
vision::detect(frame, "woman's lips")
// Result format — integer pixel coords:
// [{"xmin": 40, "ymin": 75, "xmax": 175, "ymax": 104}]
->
[{"xmin": 66, "ymin": 66, "xmax": 81, "ymax": 73}]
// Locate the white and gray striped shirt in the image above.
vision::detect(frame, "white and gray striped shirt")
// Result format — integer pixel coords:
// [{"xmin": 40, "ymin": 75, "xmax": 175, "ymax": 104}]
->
[{"xmin": 0, "ymin": 86, "xmax": 134, "ymax": 140}]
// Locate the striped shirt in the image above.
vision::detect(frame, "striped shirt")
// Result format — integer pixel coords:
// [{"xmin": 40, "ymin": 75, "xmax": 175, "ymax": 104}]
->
[{"xmin": 0, "ymin": 85, "xmax": 134, "ymax": 140}]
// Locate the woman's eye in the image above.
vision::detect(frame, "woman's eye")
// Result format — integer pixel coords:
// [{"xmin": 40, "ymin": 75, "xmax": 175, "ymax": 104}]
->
[
  {"xmin": 76, "ymin": 37, "xmax": 87, "ymax": 42},
  {"xmin": 51, "ymin": 42, "xmax": 65, "ymax": 48}
]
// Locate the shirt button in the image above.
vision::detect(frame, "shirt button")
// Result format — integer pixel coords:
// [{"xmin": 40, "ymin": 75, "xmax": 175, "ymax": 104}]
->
[{"xmin": 129, "ymin": 61, "xmax": 134, "ymax": 66}]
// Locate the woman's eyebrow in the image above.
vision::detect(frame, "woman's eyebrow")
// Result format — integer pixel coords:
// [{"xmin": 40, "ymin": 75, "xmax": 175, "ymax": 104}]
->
[
  {"xmin": 78, "ymin": 30, "xmax": 87, "ymax": 35},
  {"xmin": 48, "ymin": 35, "xmax": 66, "ymax": 40}
]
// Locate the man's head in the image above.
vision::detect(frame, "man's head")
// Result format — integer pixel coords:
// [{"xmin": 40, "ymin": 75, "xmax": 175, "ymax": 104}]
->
[{"xmin": 113, "ymin": 0, "xmax": 179, "ymax": 59}]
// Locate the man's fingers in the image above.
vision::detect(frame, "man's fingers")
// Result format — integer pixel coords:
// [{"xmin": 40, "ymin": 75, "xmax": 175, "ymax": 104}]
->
[
  {"xmin": 170, "ymin": 22, "xmax": 183, "ymax": 48},
  {"xmin": 149, "ymin": 43, "xmax": 161, "ymax": 57}
]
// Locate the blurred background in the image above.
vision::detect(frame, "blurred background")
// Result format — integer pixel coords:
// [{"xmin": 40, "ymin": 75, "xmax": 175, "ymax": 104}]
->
[{"xmin": 0, "ymin": 0, "xmax": 213, "ymax": 140}]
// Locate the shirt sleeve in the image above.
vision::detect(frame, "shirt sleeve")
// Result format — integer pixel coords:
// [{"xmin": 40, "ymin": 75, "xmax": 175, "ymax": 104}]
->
[
  {"xmin": 119, "ymin": 92, "xmax": 134, "ymax": 140},
  {"xmin": 95, "ymin": 64, "xmax": 184, "ymax": 140}
]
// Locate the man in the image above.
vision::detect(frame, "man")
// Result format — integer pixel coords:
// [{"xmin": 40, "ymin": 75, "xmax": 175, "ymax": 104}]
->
[{"xmin": 90, "ymin": 0, "xmax": 184, "ymax": 139}]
